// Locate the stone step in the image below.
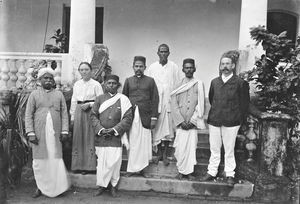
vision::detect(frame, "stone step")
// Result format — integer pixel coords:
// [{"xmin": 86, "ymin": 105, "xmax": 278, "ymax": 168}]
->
[
  {"xmin": 70, "ymin": 173, "xmax": 254, "ymax": 199},
  {"xmin": 197, "ymin": 129, "xmax": 209, "ymax": 143},
  {"xmin": 120, "ymin": 159, "xmax": 218, "ymax": 178},
  {"xmin": 123, "ymin": 144, "xmax": 245, "ymax": 165}
]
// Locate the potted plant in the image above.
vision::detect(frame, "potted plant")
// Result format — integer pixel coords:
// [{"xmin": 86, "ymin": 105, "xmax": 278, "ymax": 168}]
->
[
  {"xmin": 0, "ymin": 102, "xmax": 29, "ymax": 187},
  {"xmin": 44, "ymin": 29, "xmax": 67, "ymax": 53}
]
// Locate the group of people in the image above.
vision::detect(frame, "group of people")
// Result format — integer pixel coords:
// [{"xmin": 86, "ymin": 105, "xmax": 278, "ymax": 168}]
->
[{"xmin": 25, "ymin": 43, "xmax": 250, "ymax": 198}]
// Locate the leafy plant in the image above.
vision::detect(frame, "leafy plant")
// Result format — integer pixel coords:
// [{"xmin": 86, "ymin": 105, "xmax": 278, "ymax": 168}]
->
[
  {"xmin": 44, "ymin": 29, "xmax": 67, "ymax": 53},
  {"xmin": 240, "ymin": 26, "xmax": 300, "ymax": 121},
  {"xmin": 240, "ymin": 26, "xmax": 300, "ymax": 179},
  {"xmin": 0, "ymin": 96, "xmax": 29, "ymax": 186}
]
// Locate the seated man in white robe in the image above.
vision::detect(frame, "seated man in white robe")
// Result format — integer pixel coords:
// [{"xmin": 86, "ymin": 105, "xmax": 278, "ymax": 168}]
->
[
  {"xmin": 25, "ymin": 67, "xmax": 70, "ymax": 198},
  {"xmin": 90, "ymin": 75, "xmax": 133, "ymax": 197},
  {"xmin": 170, "ymin": 58, "xmax": 206, "ymax": 180}
]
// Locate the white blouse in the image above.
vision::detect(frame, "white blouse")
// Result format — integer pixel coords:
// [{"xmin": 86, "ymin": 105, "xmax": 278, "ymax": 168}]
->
[{"xmin": 70, "ymin": 78, "xmax": 103, "ymax": 120}]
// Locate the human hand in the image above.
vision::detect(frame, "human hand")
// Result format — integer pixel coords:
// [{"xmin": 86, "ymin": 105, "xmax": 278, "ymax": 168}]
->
[
  {"xmin": 187, "ymin": 122, "xmax": 196, "ymax": 130},
  {"xmin": 101, "ymin": 128, "xmax": 115, "ymax": 139},
  {"xmin": 60, "ymin": 133, "xmax": 69, "ymax": 142},
  {"xmin": 80, "ymin": 103, "xmax": 91, "ymax": 111},
  {"xmin": 150, "ymin": 119, "xmax": 157, "ymax": 129},
  {"xmin": 28, "ymin": 135, "xmax": 39, "ymax": 145},
  {"xmin": 180, "ymin": 121, "xmax": 189, "ymax": 130},
  {"xmin": 70, "ymin": 120, "xmax": 74, "ymax": 130}
]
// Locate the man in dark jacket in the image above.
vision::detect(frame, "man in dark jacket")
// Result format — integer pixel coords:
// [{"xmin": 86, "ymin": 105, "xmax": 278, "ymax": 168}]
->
[
  {"xmin": 122, "ymin": 56, "xmax": 159, "ymax": 176},
  {"xmin": 202, "ymin": 52, "xmax": 250, "ymax": 186},
  {"xmin": 91, "ymin": 75, "xmax": 133, "ymax": 197}
]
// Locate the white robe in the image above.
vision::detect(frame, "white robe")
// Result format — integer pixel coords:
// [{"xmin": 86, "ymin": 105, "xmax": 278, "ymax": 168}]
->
[
  {"xmin": 127, "ymin": 106, "xmax": 152, "ymax": 172},
  {"xmin": 32, "ymin": 112, "xmax": 70, "ymax": 197},
  {"xmin": 146, "ymin": 60, "xmax": 182, "ymax": 146}
]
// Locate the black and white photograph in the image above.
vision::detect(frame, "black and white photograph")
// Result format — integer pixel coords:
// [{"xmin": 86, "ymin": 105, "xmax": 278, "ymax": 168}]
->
[{"xmin": 0, "ymin": 0, "xmax": 299, "ymax": 203}]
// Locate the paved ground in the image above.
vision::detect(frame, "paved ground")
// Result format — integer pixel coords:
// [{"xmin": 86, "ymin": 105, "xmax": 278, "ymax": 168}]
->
[{"xmin": 3, "ymin": 179, "xmax": 271, "ymax": 204}]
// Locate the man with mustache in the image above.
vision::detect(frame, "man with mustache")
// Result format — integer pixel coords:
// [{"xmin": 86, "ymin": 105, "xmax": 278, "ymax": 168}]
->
[
  {"xmin": 170, "ymin": 58, "xmax": 206, "ymax": 180},
  {"xmin": 122, "ymin": 56, "xmax": 159, "ymax": 177},
  {"xmin": 91, "ymin": 75, "xmax": 133, "ymax": 197},
  {"xmin": 202, "ymin": 52, "xmax": 250, "ymax": 186},
  {"xmin": 146, "ymin": 44, "xmax": 182, "ymax": 166},
  {"xmin": 25, "ymin": 67, "xmax": 70, "ymax": 198}
]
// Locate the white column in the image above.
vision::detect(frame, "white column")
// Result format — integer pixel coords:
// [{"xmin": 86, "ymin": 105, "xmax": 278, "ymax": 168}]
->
[
  {"xmin": 238, "ymin": 0, "xmax": 268, "ymax": 73},
  {"xmin": 0, "ymin": 0, "xmax": 9, "ymax": 52},
  {"xmin": 67, "ymin": 0, "xmax": 95, "ymax": 83}
]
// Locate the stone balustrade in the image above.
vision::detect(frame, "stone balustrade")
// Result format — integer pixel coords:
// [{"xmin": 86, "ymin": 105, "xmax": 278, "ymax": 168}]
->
[{"xmin": 0, "ymin": 52, "xmax": 69, "ymax": 90}]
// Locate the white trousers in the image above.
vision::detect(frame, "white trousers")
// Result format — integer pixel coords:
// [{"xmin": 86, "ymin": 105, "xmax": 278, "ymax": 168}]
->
[
  {"xmin": 207, "ymin": 125, "xmax": 240, "ymax": 177},
  {"xmin": 95, "ymin": 147, "xmax": 122, "ymax": 188}
]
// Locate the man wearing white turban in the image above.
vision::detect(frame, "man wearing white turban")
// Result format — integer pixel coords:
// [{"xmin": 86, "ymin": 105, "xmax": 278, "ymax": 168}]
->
[{"xmin": 25, "ymin": 67, "xmax": 70, "ymax": 198}]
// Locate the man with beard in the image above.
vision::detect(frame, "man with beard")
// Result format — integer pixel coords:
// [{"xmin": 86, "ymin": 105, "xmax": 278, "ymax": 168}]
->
[
  {"xmin": 91, "ymin": 75, "xmax": 133, "ymax": 197},
  {"xmin": 122, "ymin": 56, "xmax": 159, "ymax": 177},
  {"xmin": 146, "ymin": 44, "xmax": 182, "ymax": 166},
  {"xmin": 170, "ymin": 58, "xmax": 206, "ymax": 180},
  {"xmin": 201, "ymin": 52, "xmax": 250, "ymax": 186},
  {"xmin": 25, "ymin": 67, "xmax": 70, "ymax": 198}
]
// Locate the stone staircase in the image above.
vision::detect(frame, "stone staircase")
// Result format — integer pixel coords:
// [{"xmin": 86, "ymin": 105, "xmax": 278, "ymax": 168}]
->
[{"xmin": 70, "ymin": 129, "xmax": 254, "ymax": 199}]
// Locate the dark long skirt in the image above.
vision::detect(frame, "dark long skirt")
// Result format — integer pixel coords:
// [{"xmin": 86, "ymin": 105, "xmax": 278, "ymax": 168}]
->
[{"xmin": 71, "ymin": 105, "xmax": 96, "ymax": 171}]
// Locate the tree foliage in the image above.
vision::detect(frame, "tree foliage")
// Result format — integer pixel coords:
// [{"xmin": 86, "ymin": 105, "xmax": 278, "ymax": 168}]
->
[{"xmin": 241, "ymin": 26, "xmax": 300, "ymax": 122}]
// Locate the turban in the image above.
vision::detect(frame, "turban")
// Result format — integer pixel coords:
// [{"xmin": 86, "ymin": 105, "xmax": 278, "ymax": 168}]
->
[
  {"xmin": 183, "ymin": 58, "xmax": 195, "ymax": 66},
  {"xmin": 105, "ymin": 74, "xmax": 120, "ymax": 83},
  {"xmin": 133, "ymin": 56, "xmax": 146, "ymax": 65},
  {"xmin": 37, "ymin": 67, "xmax": 55, "ymax": 79}
]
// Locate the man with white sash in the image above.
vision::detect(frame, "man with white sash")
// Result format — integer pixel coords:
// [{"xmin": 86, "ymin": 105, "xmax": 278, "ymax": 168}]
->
[
  {"xmin": 90, "ymin": 75, "xmax": 133, "ymax": 197},
  {"xmin": 171, "ymin": 58, "xmax": 206, "ymax": 180},
  {"xmin": 25, "ymin": 68, "xmax": 70, "ymax": 198},
  {"xmin": 123, "ymin": 56, "xmax": 159, "ymax": 177}
]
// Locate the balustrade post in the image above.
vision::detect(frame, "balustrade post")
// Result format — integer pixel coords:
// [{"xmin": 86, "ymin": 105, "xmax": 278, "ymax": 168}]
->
[
  {"xmin": 0, "ymin": 59, "xmax": 10, "ymax": 90},
  {"xmin": 245, "ymin": 115, "xmax": 258, "ymax": 162},
  {"xmin": 9, "ymin": 59, "xmax": 18, "ymax": 88},
  {"xmin": 25, "ymin": 59, "xmax": 34, "ymax": 84},
  {"xmin": 17, "ymin": 59, "xmax": 27, "ymax": 87}
]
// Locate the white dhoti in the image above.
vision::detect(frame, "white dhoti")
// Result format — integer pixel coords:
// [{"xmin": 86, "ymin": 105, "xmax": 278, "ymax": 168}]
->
[
  {"xmin": 32, "ymin": 112, "xmax": 70, "ymax": 197},
  {"xmin": 173, "ymin": 128, "xmax": 198, "ymax": 175},
  {"xmin": 127, "ymin": 106, "xmax": 152, "ymax": 172},
  {"xmin": 152, "ymin": 105, "xmax": 173, "ymax": 147},
  {"xmin": 95, "ymin": 147, "xmax": 122, "ymax": 187}
]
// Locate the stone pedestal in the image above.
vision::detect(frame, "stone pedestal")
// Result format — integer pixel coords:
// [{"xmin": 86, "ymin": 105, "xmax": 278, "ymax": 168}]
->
[{"xmin": 259, "ymin": 113, "xmax": 293, "ymax": 176}]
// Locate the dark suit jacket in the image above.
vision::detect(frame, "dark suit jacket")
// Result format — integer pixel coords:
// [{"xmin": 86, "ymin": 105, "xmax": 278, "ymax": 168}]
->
[
  {"xmin": 207, "ymin": 75, "xmax": 250, "ymax": 127},
  {"xmin": 90, "ymin": 93, "xmax": 133, "ymax": 147},
  {"xmin": 122, "ymin": 75, "xmax": 159, "ymax": 129}
]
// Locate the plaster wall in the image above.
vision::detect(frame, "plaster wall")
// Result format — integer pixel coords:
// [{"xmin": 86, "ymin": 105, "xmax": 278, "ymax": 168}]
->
[{"xmin": 103, "ymin": 0, "xmax": 242, "ymax": 94}]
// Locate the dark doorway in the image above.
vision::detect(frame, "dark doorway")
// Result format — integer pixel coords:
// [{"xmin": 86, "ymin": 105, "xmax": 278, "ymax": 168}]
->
[
  {"xmin": 267, "ymin": 11, "xmax": 297, "ymax": 43},
  {"xmin": 63, "ymin": 6, "xmax": 104, "ymax": 53}
]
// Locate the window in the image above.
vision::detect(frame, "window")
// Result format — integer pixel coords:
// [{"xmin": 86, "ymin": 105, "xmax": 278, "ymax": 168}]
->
[{"xmin": 267, "ymin": 11, "xmax": 298, "ymax": 43}]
